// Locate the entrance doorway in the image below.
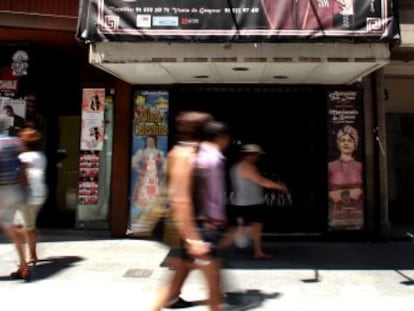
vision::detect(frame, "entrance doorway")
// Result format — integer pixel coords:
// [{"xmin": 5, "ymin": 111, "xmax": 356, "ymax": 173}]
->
[
  {"xmin": 386, "ymin": 113, "xmax": 414, "ymax": 237},
  {"xmin": 38, "ymin": 116, "xmax": 80, "ymax": 228},
  {"xmin": 170, "ymin": 85, "xmax": 328, "ymax": 235}
]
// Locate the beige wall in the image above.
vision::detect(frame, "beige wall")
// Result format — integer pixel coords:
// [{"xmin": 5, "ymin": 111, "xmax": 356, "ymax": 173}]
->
[{"xmin": 384, "ymin": 78, "xmax": 414, "ymax": 113}]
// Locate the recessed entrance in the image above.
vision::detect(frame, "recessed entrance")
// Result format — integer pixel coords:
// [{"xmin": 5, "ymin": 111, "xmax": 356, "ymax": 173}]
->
[{"xmin": 169, "ymin": 85, "xmax": 328, "ymax": 235}]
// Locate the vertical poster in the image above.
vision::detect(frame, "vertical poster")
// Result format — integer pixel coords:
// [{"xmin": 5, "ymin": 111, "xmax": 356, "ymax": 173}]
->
[
  {"xmin": 78, "ymin": 151, "xmax": 100, "ymax": 205},
  {"xmin": 78, "ymin": 88, "xmax": 105, "ymax": 206},
  {"xmin": 0, "ymin": 46, "xmax": 30, "ymax": 135},
  {"xmin": 0, "ymin": 98, "xmax": 26, "ymax": 135},
  {"xmin": 327, "ymin": 89, "xmax": 365, "ymax": 231},
  {"xmin": 128, "ymin": 90, "xmax": 169, "ymax": 236},
  {"xmin": 80, "ymin": 88, "xmax": 105, "ymax": 150}
]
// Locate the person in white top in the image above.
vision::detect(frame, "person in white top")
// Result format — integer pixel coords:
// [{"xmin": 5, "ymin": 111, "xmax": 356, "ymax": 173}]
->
[
  {"xmin": 226, "ymin": 144, "xmax": 288, "ymax": 259},
  {"xmin": 16, "ymin": 127, "xmax": 48, "ymax": 265}
]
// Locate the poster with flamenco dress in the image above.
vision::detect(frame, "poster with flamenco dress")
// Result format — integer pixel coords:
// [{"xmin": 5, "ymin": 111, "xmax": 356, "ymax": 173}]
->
[
  {"xmin": 327, "ymin": 88, "xmax": 365, "ymax": 231},
  {"xmin": 128, "ymin": 90, "xmax": 169, "ymax": 236}
]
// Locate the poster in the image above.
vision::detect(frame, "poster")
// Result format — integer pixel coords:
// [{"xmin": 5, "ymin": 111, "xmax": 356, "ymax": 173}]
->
[
  {"xmin": 0, "ymin": 45, "xmax": 31, "ymax": 136},
  {"xmin": 80, "ymin": 88, "xmax": 105, "ymax": 151},
  {"xmin": 78, "ymin": 151, "xmax": 100, "ymax": 205},
  {"xmin": 0, "ymin": 47, "xmax": 29, "ymax": 98},
  {"xmin": 77, "ymin": 0, "xmax": 396, "ymax": 43},
  {"xmin": 128, "ymin": 90, "xmax": 169, "ymax": 236},
  {"xmin": 78, "ymin": 180, "xmax": 99, "ymax": 205},
  {"xmin": 0, "ymin": 98, "xmax": 26, "ymax": 135},
  {"xmin": 327, "ymin": 88, "xmax": 364, "ymax": 231},
  {"xmin": 78, "ymin": 88, "xmax": 105, "ymax": 206}
]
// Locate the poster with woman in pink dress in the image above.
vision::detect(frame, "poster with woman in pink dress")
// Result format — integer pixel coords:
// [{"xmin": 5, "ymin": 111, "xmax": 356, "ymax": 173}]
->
[{"xmin": 327, "ymin": 89, "xmax": 364, "ymax": 231}]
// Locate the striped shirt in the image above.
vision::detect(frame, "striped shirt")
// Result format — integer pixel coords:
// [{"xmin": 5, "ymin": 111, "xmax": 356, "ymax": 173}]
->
[{"xmin": 0, "ymin": 135, "xmax": 24, "ymax": 185}]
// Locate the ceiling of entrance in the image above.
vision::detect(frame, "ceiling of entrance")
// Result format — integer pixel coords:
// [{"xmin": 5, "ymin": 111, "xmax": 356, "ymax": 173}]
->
[{"xmin": 89, "ymin": 42, "xmax": 390, "ymax": 85}]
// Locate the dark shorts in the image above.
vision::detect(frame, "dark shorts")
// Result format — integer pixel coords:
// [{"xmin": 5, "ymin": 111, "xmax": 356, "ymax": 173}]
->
[
  {"xmin": 227, "ymin": 204, "xmax": 266, "ymax": 226},
  {"xmin": 168, "ymin": 223, "xmax": 227, "ymax": 261}
]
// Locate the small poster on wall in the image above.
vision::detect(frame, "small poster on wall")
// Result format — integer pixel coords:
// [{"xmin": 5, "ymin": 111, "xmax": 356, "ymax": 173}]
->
[
  {"xmin": 79, "ymin": 151, "xmax": 100, "ymax": 178},
  {"xmin": 78, "ymin": 88, "xmax": 105, "ymax": 206},
  {"xmin": 327, "ymin": 88, "xmax": 365, "ymax": 231},
  {"xmin": 0, "ymin": 46, "xmax": 31, "ymax": 136},
  {"xmin": 0, "ymin": 48, "xmax": 29, "ymax": 98},
  {"xmin": 80, "ymin": 88, "xmax": 105, "ymax": 151},
  {"xmin": 0, "ymin": 98, "xmax": 26, "ymax": 136},
  {"xmin": 78, "ymin": 180, "xmax": 99, "ymax": 205},
  {"xmin": 78, "ymin": 150, "xmax": 100, "ymax": 205},
  {"xmin": 128, "ymin": 90, "xmax": 169, "ymax": 236}
]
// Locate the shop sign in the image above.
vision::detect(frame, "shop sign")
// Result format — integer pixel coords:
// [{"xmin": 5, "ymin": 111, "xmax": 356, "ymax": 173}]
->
[{"xmin": 77, "ymin": 0, "xmax": 398, "ymax": 43}]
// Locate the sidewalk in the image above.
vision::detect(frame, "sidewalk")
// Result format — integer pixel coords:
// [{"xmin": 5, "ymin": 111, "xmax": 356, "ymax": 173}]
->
[{"xmin": 2, "ymin": 230, "xmax": 414, "ymax": 310}]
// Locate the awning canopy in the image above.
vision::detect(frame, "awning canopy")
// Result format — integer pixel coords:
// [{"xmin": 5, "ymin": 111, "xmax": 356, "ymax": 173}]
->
[
  {"xmin": 80, "ymin": 0, "xmax": 395, "ymax": 85},
  {"xmin": 89, "ymin": 42, "xmax": 390, "ymax": 85}
]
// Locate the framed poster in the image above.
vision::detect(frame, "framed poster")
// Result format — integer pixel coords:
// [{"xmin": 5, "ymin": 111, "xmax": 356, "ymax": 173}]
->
[
  {"xmin": 327, "ymin": 88, "xmax": 365, "ymax": 231},
  {"xmin": 128, "ymin": 90, "xmax": 169, "ymax": 236}
]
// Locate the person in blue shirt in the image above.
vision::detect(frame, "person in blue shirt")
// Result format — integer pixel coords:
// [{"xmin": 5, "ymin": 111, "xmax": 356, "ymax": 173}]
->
[{"xmin": 0, "ymin": 115, "xmax": 29, "ymax": 280}]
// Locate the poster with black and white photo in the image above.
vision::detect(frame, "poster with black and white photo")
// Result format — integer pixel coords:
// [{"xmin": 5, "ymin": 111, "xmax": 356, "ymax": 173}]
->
[{"xmin": 80, "ymin": 88, "xmax": 105, "ymax": 151}]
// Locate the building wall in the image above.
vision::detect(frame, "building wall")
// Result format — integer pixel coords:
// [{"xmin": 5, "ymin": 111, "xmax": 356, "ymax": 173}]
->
[
  {"xmin": 384, "ymin": 78, "xmax": 414, "ymax": 113},
  {"xmin": 0, "ymin": 0, "xmax": 403, "ymax": 238},
  {"xmin": 0, "ymin": 0, "xmax": 78, "ymax": 15}
]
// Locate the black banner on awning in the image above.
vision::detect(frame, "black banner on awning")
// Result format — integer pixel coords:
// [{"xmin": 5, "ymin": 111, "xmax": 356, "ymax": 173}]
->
[{"xmin": 76, "ymin": 0, "xmax": 398, "ymax": 43}]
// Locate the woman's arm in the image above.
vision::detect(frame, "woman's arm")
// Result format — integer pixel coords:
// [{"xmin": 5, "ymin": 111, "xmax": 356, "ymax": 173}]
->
[{"xmin": 242, "ymin": 163, "xmax": 288, "ymax": 192}]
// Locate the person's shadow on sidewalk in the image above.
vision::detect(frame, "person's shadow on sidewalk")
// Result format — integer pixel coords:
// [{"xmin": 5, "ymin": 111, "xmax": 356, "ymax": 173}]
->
[
  {"xmin": 184, "ymin": 289, "xmax": 281, "ymax": 310},
  {"xmin": 225, "ymin": 289, "xmax": 281, "ymax": 310},
  {"xmin": 0, "ymin": 256, "xmax": 84, "ymax": 282}
]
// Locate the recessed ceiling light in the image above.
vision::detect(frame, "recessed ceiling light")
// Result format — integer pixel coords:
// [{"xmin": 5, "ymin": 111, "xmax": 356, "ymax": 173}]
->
[
  {"xmin": 232, "ymin": 67, "xmax": 249, "ymax": 71},
  {"xmin": 194, "ymin": 75, "xmax": 209, "ymax": 79},
  {"xmin": 273, "ymin": 75, "xmax": 288, "ymax": 79}
]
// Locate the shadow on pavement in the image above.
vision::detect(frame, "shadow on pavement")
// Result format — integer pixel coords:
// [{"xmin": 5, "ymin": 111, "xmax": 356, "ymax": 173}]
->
[
  {"xmin": 225, "ymin": 289, "xmax": 281, "ymax": 310},
  {"xmin": 395, "ymin": 270, "xmax": 414, "ymax": 286},
  {"xmin": 221, "ymin": 241, "xmax": 414, "ymax": 270},
  {"xmin": 161, "ymin": 241, "xmax": 414, "ymax": 271},
  {"xmin": 0, "ymin": 256, "xmax": 84, "ymax": 282},
  {"xmin": 0, "ymin": 230, "xmax": 112, "ymax": 244},
  {"xmin": 181, "ymin": 290, "xmax": 281, "ymax": 310}
]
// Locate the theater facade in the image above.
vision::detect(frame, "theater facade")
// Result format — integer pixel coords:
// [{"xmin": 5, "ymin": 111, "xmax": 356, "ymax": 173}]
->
[{"xmin": 72, "ymin": 0, "xmax": 403, "ymax": 240}]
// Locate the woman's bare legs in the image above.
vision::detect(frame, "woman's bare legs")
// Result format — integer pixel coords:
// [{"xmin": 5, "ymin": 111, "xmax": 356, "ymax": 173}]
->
[
  {"xmin": 3, "ymin": 226, "xmax": 30, "ymax": 279},
  {"xmin": 198, "ymin": 259, "xmax": 224, "ymax": 311},
  {"xmin": 150, "ymin": 258, "xmax": 192, "ymax": 311},
  {"xmin": 26, "ymin": 229, "xmax": 38, "ymax": 263},
  {"xmin": 251, "ymin": 222, "xmax": 271, "ymax": 259}
]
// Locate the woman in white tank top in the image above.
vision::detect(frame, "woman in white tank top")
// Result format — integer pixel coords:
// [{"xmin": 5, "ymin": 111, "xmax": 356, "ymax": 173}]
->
[{"xmin": 228, "ymin": 144, "xmax": 288, "ymax": 260}]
